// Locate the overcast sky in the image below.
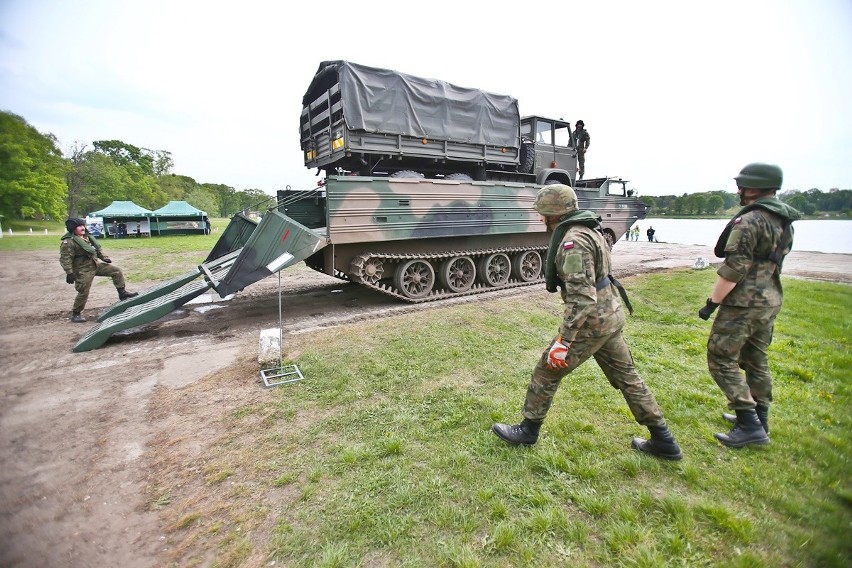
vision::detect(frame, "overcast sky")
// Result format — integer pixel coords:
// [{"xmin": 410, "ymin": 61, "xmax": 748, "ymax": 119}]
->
[{"xmin": 2, "ymin": 0, "xmax": 851, "ymax": 197}]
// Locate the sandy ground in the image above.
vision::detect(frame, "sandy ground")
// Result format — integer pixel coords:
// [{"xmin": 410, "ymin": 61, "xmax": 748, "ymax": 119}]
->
[{"xmin": 0, "ymin": 240, "xmax": 849, "ymax": 567}]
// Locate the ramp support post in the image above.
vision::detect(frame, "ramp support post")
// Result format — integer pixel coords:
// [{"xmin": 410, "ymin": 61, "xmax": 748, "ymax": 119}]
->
[{"xmin": 259, "ymin": 271, "xmax": 305, "ymax": 387}]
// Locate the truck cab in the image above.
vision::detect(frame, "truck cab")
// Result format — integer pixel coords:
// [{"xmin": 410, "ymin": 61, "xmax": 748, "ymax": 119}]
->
[{"xmin": 518, "ymin": 115, "xmax": 578, "ymax": 185}]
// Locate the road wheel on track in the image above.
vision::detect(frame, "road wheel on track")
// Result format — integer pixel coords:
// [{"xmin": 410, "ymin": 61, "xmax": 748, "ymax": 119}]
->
[
  {"xmin": 358, "ymin": 257, "xmax": 385, "ymax": 285},
  {"xmin": 439, "ymin": 256, "xmax": 476, "ymax": 293},
  {"xmin": 443, "ymin": 173, "xmax": 474, "ymax": 181},
  {"xmin": 477, "ymin": 253, "xmax": 511, "ymax": 287},
  {"xmin": 394, "ymin": 259, "xmax": 435, "ymax": 299},
  {"xmin": 511, "ymin": 250, "xmax": 542, "ymax": 282},
  {"xmin": 390, "ymin": 170, "xmax": 424, "ymax": 179}
]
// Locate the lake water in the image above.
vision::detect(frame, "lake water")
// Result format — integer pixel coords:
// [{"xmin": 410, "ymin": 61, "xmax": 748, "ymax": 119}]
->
[{"xmin": 627, "ymin": 218, "xmax": 852, "ymax": 255}]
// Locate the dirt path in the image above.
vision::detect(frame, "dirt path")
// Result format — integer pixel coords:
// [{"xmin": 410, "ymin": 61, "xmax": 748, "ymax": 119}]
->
[{"xmin": 0, "ymin": 241, "xmax": 849, "ymax": 566}]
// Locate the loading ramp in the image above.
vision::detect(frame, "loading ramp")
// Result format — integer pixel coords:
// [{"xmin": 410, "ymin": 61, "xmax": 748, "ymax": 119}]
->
[{"xmin": 73, "ymin": 204, "xmax": 329, "ymax": 353}]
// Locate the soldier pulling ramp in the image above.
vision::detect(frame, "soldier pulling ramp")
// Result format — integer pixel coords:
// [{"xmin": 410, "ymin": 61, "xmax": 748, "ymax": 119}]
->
[{"xmin": 73, "ymin": 205, "xmax": 329, "ymax": 353}]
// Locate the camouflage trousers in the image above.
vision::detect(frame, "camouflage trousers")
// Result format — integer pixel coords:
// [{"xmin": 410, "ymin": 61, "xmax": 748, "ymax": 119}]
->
[
  {"xmin": 72, "ymin": 262, "xmax": 125, "ymax": 313},
  {"xmin": 521, "ymin": 329, "xmax": 665, "ymax": 427},
  {"xmin": 707, "ymin": 304, "xmax": 781, "ymax": 410},
  {"xmin": 577, "ymin": 151, "xmax": 586, "ymax": 178}
]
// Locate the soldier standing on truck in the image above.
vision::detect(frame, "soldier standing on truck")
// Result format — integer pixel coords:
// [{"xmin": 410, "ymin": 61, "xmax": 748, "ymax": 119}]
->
[{"xmin": 573, "ymin": 120, "xmax": 590, "ymax": 180}]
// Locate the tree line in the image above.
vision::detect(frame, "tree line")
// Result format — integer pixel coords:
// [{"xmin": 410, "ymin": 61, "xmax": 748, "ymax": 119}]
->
[
  {"xmin": 3, "ymin": 110, "xmax": 849, "ymax": 222},
  {"xmin": 639, "ymin": 188, "xmax": 851, "ymax": 217},
  {"xmin": 0, "ymin": 111, "xmax": 277, "ymax": 222}
]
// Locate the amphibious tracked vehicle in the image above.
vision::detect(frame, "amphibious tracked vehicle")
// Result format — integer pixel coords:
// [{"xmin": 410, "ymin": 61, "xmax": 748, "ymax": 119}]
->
[{"xmin": 73, "ymin": 62, "xmax": 648, "ymax": 351}]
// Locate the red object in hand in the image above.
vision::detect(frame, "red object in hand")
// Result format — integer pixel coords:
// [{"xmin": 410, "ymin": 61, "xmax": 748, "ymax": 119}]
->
[{"xmin": 546, "ymin": 335, "xmax": 570, "ymax": 370}]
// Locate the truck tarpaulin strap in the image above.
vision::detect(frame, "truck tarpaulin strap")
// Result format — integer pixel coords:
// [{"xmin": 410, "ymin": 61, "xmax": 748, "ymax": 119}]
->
[{"xmin": 596, "ymin": 275, "xmax": 634, "ymax": 315}]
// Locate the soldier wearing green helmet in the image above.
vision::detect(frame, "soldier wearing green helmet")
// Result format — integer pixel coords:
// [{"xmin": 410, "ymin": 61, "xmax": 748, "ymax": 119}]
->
[
  {"xmin": 492, "ymin": 184, "xmax": 683, "ymax": 460},
  {"xmin": 699, "ymin": 162, "xmax": 801, "ymax": 448}
]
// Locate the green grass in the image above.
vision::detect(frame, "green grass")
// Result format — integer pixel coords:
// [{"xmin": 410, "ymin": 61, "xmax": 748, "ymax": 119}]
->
[{"xmin": 163, "ymin": 270, "xmax": 851, "ymax": 567}]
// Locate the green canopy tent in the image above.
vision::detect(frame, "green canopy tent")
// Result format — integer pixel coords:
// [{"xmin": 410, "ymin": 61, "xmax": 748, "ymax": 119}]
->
[
  {"xmin": 150, "ymin": 201, "xmax": 209, "ymax": 236},
  {"xmin": 88, "ymin": 201, "xmax": 153, "ymax": 238}
]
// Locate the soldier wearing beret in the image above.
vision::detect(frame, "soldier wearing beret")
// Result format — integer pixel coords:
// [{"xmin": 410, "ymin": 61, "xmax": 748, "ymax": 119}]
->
[
  {"xmin": 699, "ymin": 163, "xmax": 801, "ymax": 447},
  {"xmin": 59, "ymin": 217, "xmax": 138, "ymax": 323},
  {"xmin": 492, "ymin": 184, "xmax": 682, "ymax": 460}
]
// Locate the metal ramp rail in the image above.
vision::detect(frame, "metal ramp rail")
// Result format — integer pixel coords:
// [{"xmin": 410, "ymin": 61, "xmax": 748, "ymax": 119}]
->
[
  {"xmin": 72, "ymin": 251, "xmax": 242, "ymax": 352},
  {"xmin": 72, "ymin": 195, "xmax": 330, "ymax": 352},
  {"xmin": 96, "ymin": 249, "xmax": 241, "ymax": 322}
]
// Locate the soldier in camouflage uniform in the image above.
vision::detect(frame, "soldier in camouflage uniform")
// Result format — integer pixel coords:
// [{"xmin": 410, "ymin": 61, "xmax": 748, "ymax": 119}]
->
[
  {"xmin": 698, "ymin": 163, "xmax": 800, "ymax": 448},
  {"xmin": 573, "ymin": 120, "xmax": 590, "ymax": 180},
  {"xmin": 492, "ymin": 184, "xmax": 682, "ymax": 460},
  {"xmin": 60, "ymin": 217, "xmax": 138, "ymax": 323}
]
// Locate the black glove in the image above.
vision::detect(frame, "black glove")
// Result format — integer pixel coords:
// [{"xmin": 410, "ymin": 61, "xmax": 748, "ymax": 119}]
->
[
  {"xmin": 698, "ymin": 298, "xmax": 719, "ymax": 320},
  {"xmin": 66, "ymin": 273, "xmax": 75, "ymax": 284}
]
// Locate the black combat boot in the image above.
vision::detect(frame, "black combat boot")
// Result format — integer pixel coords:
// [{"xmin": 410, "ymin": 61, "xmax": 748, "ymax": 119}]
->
[
  {"xmin": 715, "ymin": 409, "xmax": 769, "ymax": 448},
  {"xmin": 117, "ymin": 287, "xmax": 138, "ymax": 301},
  {"xmin": 723, "ymin": 404, "xmax": 770, "ymax": 434},
  {"xmin": 491, "ymin": 419, "xmax": 542, "ymax": 446},
  {"xmin": 631, "ymin": 423, "xmax": 683, "ymax": 460},
  {"xmin": 71, "ymin": 311, "xmax": 86, "ymax": 323}
]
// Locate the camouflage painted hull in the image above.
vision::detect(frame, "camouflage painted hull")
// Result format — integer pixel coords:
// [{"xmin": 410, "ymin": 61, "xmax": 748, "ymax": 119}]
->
[
  {"xmin": 71, "ymin": 176, "xmax": 647, "ymax": 351},
  {"xmin": 211, "ymin": 175, "xmax": 648, "ymax": 301}
]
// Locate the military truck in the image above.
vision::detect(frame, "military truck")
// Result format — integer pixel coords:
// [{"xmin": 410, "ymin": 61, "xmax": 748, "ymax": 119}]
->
[
  {"xmin": 72, "ymin": 62, "xmax": 648, "ymax": 352},
  {"xmin": 300, "ymin": 60, "xmax": 578, "ymax": 185}
]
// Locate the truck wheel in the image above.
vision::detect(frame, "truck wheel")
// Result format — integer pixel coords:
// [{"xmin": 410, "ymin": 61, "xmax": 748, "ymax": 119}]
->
[
  {"xmin": 511, "ymin": 250, "xmax": 542, "ymax": 282},
  {"xmin": 394, "ymin": 259, "xmax": 435, "ymax": 299},
  {"xmin": 477, "ymin": 253, "xmax": 511, "ymax": 287},
  {"xmin": 439, "ymin": 256, "xmax": 476, "ymax": 293},
  {"xmin": 519, "ymin": 142, "xmax": 535, "ymax": 174},
  {"xmin": 444, "ymin": 173, "xmax": 473, "ymax": 181},
  {"xmin": 390, "ymin": 170, "xmax": 424, "ymax": 179}
]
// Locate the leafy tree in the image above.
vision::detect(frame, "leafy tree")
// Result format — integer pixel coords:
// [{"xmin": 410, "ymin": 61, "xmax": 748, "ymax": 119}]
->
[
  {"xmin": 824, "ymin": 189, "xmax": 851, "ymax": 212},
  {"xmin": 786, "ymin": 193, "xmax": 815, "ymax": 215},
  {"xmin": 185, "ymin": 187, "xmax": 220, "ymax": 217},
  {"xmin": 0, "ymin": 111, "xmax": 68, "ymax": 220},
  {"xmin": 201, "ymin": 183, "xmax": 239, "ymax": 216},
  {"xmin": 74, "ymin": 152, "xmax": 141, "ymax": 214},
  {"xmin": 159, "ymin": 174, "xmax": 199, "ymax": 201},
  {"xmin": 804, "ymin": 188, "xmax": 824, "ymax": 210},
  {"xmin": 93, "ymin": 140, "xmax": 154, "ymax": 175},
  {"xmin": 688, "ymin": 194, "xmax": 707, "ymax": 215},
  {"xmin": 87, "ymin": 140, "xmax": 168, "ymax": 209},
  {"xmin": 639, "ymin": 196, "xmax": 656, "ymax": 210},
  {"xmin": 65, "ymin": 142, "xmax": 89, "ymax": 217},
  {"xmin": 705, "ymin": 195, "xmax": 724, "ymax": 214},
  {"xmin": 152, "ymin": 150, "xmax": 174, "ymax": 177},
  {"xmin": 235, "ymin": 188, "xmax": 275, "ymax": 215}
]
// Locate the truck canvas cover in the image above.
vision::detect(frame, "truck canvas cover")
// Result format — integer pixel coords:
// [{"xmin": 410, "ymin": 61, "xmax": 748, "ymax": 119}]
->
[{"xmin": 303, "ymin": 61, "xmax": 520, "ymax": 147}]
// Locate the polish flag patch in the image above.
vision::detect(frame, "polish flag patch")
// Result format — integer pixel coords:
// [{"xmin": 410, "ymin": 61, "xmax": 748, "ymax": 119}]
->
[{"xmin": 563, "ymin": 241, "xmax": 574, "ymax": 250}]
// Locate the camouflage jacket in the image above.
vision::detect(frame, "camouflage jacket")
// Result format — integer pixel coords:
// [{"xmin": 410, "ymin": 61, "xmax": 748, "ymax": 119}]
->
[
  {"xmin": 573, "ymin": 127, "xmax": 590, "ymax": 152},
  {"xmin": 59, "ymin": 232, "xmax": 104, "ymax": 274},
  {"xmin": 716, "ymin": 197, "xmax": 800, "ymax": 307},
  {"xmin": 554, "ymin": 224, "xmax": 625, "ymax": 341}
]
